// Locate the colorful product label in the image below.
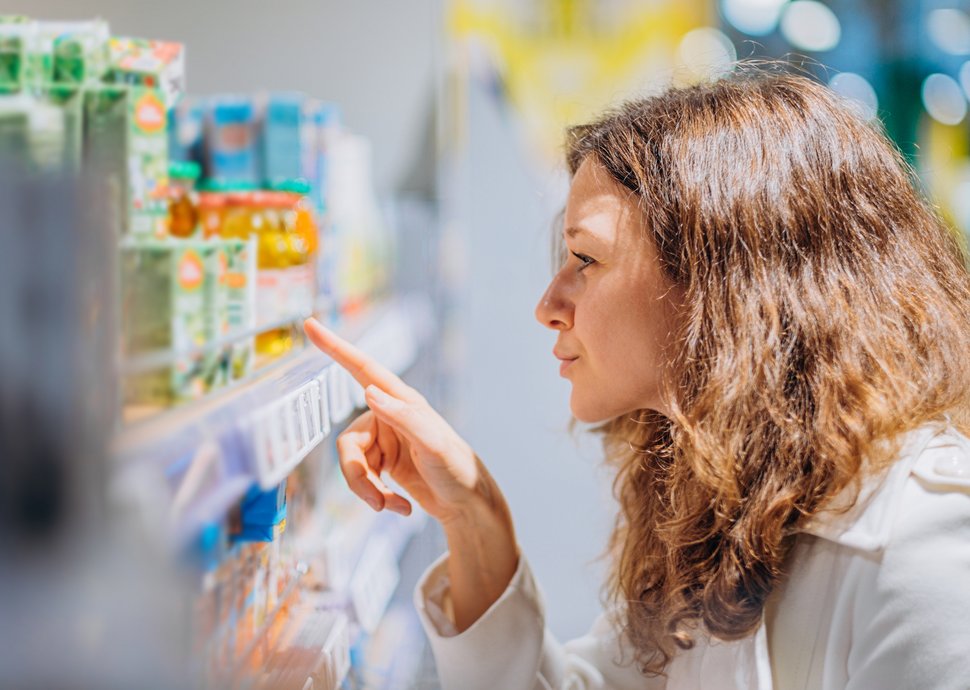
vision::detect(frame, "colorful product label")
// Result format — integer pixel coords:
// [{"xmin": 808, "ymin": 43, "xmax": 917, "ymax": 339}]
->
[
  {"xmin": 122, "ymin": 242, "xmax": 220, "ymax": 406},
  {"xmin": 178, "ymin": 248, "xmax": 206, "ymax": 291},
  {"xmin": 133, "ymin": 88, "xmax": 166, "ymax": 133},
  {"xmin": 207, "ymin": 99, "xmax": 258, "ymax": 184},
  {"xmin": 126, "ymin": 86, "xmax": 170, "ymax": 237},
  {"xmin": 255, "ymin": 265, "xmax": 314, "ymax": 329}
]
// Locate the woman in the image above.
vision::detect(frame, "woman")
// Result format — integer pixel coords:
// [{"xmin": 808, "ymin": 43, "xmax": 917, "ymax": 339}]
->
[{"xmin": 305, "ymin": 69, "xmax": 970, "ymax": 689}]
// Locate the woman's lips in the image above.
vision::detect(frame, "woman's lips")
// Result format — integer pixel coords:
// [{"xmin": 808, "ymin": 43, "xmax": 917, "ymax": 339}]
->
[{"xmin": 556, "ymin": 355, "xmax": 579, "ymax": 376}]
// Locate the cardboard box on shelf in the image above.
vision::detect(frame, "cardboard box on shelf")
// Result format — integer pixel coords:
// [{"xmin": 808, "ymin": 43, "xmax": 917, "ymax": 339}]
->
[
  {"xmin": 121, "ymin": 240, "xmax": 219, "ymax": 405},
  {"xmin": 85, "ymin": 84, "xmax": 170, "ymax": 237}
]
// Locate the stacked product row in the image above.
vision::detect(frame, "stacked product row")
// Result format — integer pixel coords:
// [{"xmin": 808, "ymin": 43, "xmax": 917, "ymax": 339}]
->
[{"xmin": 0, "ymin": 15, "xmax": 393, "ymax": 416}]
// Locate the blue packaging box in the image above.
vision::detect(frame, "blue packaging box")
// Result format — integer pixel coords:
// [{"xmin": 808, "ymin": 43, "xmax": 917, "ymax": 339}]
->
[
  {"xmin": 206, "ymin": 96, "xmax": 259, "ymax": 184},
  {"xmin": 261, "ymin": 93, "xmax": 305, "ymax": 185}
]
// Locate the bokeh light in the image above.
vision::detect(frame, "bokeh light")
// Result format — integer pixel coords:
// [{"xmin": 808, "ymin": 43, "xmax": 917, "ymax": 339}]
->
[
  {"xmin": 927, "ymin": 8, "xmax": 970, "ymax": 56},
  {"xmin": 959, "ymin": 61, "xmax": 970, "ymax": 101},
  {"xmin": 678, "ymin": 27, "xmax": 738, "ymax": 78},
  {"xmin": 922, "ymin": 73, "xmax": 968, "ymax": 125},
  {"xmin": 720, "ymin": 0, "xmax": 789, "ymax": 36},
  {"xmin": 951, "ymin": 165, "xmax": 970, "ymax": 231},
  {"xmin": 780, "ymin": 1, "xmax": 841, "ymax": 52},
  {"xmin": 828, "ymin": 72, "xmax": 879, "ymax": 121}
]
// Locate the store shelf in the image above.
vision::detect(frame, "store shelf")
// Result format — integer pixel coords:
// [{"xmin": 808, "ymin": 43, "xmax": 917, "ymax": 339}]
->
[{"xmin": 111, "ymin": 294, "xmax": 434, "ymax": 548}]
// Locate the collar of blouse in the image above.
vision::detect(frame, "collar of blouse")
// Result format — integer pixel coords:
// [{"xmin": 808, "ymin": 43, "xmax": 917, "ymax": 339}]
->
[{"xmin": 800, "ymin": 419, "xmax": 970, "ymax": 552}]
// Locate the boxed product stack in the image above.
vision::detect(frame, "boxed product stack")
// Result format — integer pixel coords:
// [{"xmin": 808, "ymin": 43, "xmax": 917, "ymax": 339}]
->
[
  {"xmin": 0, "ymin": 15, "xmax": 395, "ymax": 415},
  {"xmin": 172, "ymin": 91, "xmax": 393, "ymax": 326}
]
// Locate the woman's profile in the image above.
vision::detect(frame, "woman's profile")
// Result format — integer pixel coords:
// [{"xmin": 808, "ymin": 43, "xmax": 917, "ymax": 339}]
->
[{"xmin": 304, "ymin": 66, "xmax": 970, "ymax": 690}]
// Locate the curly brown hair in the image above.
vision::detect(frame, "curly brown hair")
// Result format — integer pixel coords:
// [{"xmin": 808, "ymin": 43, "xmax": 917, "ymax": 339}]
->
[{"xmin": 565, "ymin": 68, "xmax": 970, "ymax": 675}]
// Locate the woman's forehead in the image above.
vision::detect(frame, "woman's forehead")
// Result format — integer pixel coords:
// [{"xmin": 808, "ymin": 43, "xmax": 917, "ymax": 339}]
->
[{"xmin": 566, "ymin": 161, "xmax": 641, "ymax": 243}]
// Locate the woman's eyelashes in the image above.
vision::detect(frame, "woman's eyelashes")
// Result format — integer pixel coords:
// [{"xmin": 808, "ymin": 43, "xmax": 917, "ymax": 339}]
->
[{"xmin": 572, "ymin": 251, "xmax": 596, "ymax": 271}]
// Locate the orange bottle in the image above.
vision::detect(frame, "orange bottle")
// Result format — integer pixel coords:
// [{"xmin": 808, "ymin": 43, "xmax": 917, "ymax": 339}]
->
[{"xmin": 167, "ymin": 161, "xmax": 201, "ymax": 238}]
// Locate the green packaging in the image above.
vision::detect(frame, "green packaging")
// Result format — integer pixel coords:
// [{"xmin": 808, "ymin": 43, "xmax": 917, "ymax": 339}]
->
[
  {"xmin": 122, "ymin": 238, "xmax": 256, "ymax": 405},
  {"xmin": 209, "ymin": 237, "xmax": 257, "ymax": 383},
  {"xmin": 122, "ymin": 240, "xmax": 217, "ymax": 405},
  {"xmin": 224, "ymin": 238, "xmax": 256, "ymax": 381},
  {"xmin": 84, "ymin": 84, "xmax": 170, "ymax": 236},
  {"xmin": 207, "ymin": 240, "xmax": 231, "ymax": 390},
  {"xmin": 0, "ymin": 20, "xmax": 28, "ymax": 94},
  {"xmin": 24, "ymin": 20, "xmax": 110, "ymax": 89}
]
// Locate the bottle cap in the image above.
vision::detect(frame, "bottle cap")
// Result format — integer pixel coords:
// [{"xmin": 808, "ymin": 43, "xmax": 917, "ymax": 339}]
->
[
  {"xmin": 267, "ymin": 178, "xmax": 311, "ymax": 195},
  {"xmin": 168, "ymin": 160, "xmax": 201, "ymax": 181},
  {"xmin": 197, "ymin": 178, "xmax": 258, "ymax": 193}
]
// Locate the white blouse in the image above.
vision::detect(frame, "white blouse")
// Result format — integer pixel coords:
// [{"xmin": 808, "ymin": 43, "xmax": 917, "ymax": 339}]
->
[{"xmin": 413, "ymin": 421, "xmax": 970, "ymax": 690}]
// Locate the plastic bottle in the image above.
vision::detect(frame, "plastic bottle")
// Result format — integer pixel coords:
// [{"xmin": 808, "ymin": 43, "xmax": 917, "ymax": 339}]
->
[
  {"xmin": 271, "ymin": 179, "xmax": 317, "ymax": 319},
  {"xmin": 167, "ymin": 160, "xmax": 200, "ymax": 238},
  {"xmin": 252, "ymin": 190, "xmax": 295, "ymax": 358}
]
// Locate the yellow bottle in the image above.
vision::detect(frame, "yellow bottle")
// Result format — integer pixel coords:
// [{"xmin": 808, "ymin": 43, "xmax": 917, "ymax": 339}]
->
[
  {"xmin": 253, "ymin": 191, "xmax": 295, "ymax": 358},
  {"xmin": 202, "ymin": 184, "xmax": 291, "ymax": 363},
  {"xmin": 275, "ymin": 179, "xmax": 317, "ymax": 321}
]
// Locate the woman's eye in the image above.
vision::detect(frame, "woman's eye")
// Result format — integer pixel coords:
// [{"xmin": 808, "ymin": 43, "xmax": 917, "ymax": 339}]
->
[{"xmin": 572, "ymin": 251, "xmax": 595, "ymax": 271}]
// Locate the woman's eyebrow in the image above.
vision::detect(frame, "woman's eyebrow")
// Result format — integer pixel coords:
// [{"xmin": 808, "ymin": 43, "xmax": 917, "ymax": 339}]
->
[{"xmin": 564, "ymin": 226, "xmax": 608, "ymax": 248}]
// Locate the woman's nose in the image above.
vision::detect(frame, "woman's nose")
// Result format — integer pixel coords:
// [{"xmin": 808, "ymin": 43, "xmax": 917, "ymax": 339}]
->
[{"xmin": 535, "ymin": 276, "xmax": 573, "ymax": 331}]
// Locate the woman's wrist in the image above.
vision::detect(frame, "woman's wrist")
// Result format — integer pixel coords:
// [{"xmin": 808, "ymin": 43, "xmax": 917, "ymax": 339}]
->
[
  {"xmin": 438, "ymin": 465, "xmax": 519, "ymax": 632},
  {"xmin": 441, "ymin": 457, "xmax": 511, "ymax": 527}
]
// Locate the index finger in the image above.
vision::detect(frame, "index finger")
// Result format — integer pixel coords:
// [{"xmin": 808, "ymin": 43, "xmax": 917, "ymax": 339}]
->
[{"xmin": 304, "ymin": 317, "xmax": 416, "ymax": 400}]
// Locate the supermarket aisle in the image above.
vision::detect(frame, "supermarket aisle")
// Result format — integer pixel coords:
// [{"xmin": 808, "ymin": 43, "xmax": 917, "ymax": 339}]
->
[
  {"xmin": 0, "ymin": 9, "xmax": 445, "ymax": 688},
  {"xmin": 6, "ymin": 1, "xmax": 970, "ymax": 688}
]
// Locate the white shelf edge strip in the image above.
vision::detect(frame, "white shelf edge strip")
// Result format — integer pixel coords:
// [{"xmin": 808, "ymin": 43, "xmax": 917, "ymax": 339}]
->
[{"xmin": 247, "ymin": 304, "xmax": 420, "ymax": 490}]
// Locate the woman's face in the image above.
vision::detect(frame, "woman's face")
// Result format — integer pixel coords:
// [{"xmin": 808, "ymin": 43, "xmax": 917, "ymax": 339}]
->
[{"xmin": 535, "ymin": 157, "xmax": 685, "ymax": 423}]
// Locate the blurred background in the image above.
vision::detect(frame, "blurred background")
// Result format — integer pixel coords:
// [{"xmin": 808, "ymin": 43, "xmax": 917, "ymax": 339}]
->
[{"xmin": 3, "ymin": 1, "xmax": 970, "ymax": 688}]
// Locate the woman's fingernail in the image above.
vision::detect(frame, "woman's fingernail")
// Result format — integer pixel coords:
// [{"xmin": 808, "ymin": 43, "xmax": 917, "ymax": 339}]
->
[{"xmin": 366, "ymin": 497, "xmax": 382, "ymax": 511}]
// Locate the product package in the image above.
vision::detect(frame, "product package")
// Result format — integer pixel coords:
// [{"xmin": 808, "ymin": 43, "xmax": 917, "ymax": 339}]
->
[
  {"xmin": 220, "ymin": 237, "xmax": 257, "ymax": 382},
  {"xmin": 0, "ymin": 19, "xmax": 91, "ymax": 171},
  {"xmin": 167, "ymin": 160, "xmax": 201, "ymax": 237},
  {"xmin": 234, "ymin": 481, "xmax": 287, "ymax": 542},
  {"xmin": 206, "ymin": 96, "xmax": 259, "ymax": 184},
  {"xmin": 85, "ymin": 84, "xmax": 170, "ymax": 236},
  {"xmin": 307, "ymin": 100, "xmax": 340, "ymax": 213},
  {"xmin": 168, "ymin": 95, "xmax": 204, "ymax": 163},
  {"xmin": 327, "ymin": 132, "xmax": 388, "ymax": 315},
  {"xmin": 0, "ymin": 19, "xmax": 30, "ymax": 94},
  {"xmin": 121, "ymin": 240, "xmax": 220, "ymax": 405},
  {"xmin": 260, "ymin": 93, "xmax": 304, "ymax": 186},
  {"xmin": 13, "ymin": 19, "xmax": 111, "ymax": 89},
  {"xmin": 104, "ymin": 36, "xmax": 185, "ymax": 107}
]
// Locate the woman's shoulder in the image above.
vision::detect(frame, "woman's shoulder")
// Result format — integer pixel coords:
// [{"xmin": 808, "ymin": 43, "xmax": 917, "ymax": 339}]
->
[
  {"xmin": 889, "ymin": 421, "xmax": 970, "ymax": 547},
  {"xmin": 800, "ymin": 420, "xmax": 970, "ymax": 552},
  {"xmin": 906, "ymin": 422, "xmax": 970, "ymax": 494}
]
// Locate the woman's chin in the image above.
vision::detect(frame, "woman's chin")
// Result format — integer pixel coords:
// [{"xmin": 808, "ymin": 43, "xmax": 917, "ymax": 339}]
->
[{"xmin": 569, "ymin": 396, "xmax": 614, "ymax": 425}]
